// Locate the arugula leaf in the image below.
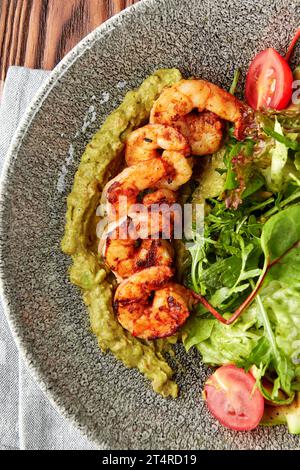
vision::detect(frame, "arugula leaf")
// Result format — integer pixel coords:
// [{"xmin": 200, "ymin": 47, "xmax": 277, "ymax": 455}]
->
[
  {"xmin": 187, "ymin": 199, "xmax": 263, "ymax": 306},
  {"xmin": 238, "ymin": 338, "xmax": 294, "ymax": 403},
  {"xmin": 199, "ymin": 255, "xmax": 241, "ymax": 290},
  {"xmin": 262, "ymin": 186, "xmax": 300, "ymax": 219},
  {"xmin": 223, "ymin": 142, "xmax": 241, "ymax": 190},
  {"xmin": 242, "ymin": 172, "xmax": 265, "ymax": 199},
  {"xmin": 216, "ymin": 237, "xmax": 261, "ymax": 308},
  {"xmin": 241, "ymin": 336, "xmax": 271, "ymax": 369},
  {"xmin": 251, "ymin": 362, "xmax": 295, "ymax": 405}
]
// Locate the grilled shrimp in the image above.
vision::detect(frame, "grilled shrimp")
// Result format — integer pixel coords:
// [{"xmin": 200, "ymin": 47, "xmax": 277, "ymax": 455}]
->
[
  {"xmin": 114, "ymin": 266, "xmax": 192, "ymax": 339},
  {"xmin": 125, "ymin": 124, "xmax": 190, "ymax": 166},
  {"xmin": 174, "ymin": 111, "xmax": 224, "ymax": 156},
  {"xmin": 142, "ymin": 188, "xmax": 177, "ymax": 206},
  {"xmin": 103, "ymin": 157, "xmax": 172, "ymax": 219},
  {"xmin": 150, "ymin": 79, "xmax": 249, "ymax": 140},
  {"xmin": 105, "ymin": 232, "xmax": 174, "ymax": 279},
  {"xmin": 155, "ymin": 151, "xmax": 193, "ymax": 191},
  {"xmin": 130, "ymin": 189, "xmax": 179, "ymax": 239},
  {"xmin": 104, "ymin": 155, "xmax": 191, "ymax": 221},
  {"xmin": 102, "ymin": 189, "xmax": 177, "ymax": 278},
  {"xmin": 124, "ymin": 123, "xmax": 192, "ymax": 190}
]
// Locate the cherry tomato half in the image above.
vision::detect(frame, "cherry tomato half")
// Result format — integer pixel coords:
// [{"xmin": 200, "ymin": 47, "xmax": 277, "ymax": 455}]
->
[
  {"xmin": 245, "ymin": 48, "xmax": 293, "ymax": 111},
  {"xmin": 204, "ymin": 365, "xmax": 264, "ymax": 431}
]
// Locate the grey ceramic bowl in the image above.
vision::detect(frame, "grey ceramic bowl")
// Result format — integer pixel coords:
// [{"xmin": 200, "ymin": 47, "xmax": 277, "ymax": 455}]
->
[{"xmin": 1, "ymin": 0, "xmax": 300, "ymax": 450}]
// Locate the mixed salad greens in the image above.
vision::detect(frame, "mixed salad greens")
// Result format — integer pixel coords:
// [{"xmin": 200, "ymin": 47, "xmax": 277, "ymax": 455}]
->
[{"xmin": 180, "ymin": 35, "xmax": 300, "ymax": 433}]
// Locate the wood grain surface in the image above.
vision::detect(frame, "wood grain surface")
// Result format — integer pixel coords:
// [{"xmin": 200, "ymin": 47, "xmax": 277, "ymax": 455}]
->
[{"xmin": 0, "ymin": 0, "xmax": 140, "ymax": 89}]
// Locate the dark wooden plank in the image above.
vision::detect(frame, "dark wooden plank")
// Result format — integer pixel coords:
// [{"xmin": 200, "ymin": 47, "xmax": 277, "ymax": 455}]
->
[{"xmin": 0, "ymin": 0, "xmax": 140, "ymax": 89}]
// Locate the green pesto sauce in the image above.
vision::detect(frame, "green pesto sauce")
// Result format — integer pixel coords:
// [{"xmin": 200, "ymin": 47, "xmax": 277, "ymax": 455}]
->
[{"xmin": 61, "ymin": 69, "xmax": 182, "ymax": 398}]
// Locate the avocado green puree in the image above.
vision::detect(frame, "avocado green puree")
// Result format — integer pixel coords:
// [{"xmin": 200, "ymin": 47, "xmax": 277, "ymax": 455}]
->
[{"xmin": 61, "ymin": 69, "xmax": 182, "ymax": 398}]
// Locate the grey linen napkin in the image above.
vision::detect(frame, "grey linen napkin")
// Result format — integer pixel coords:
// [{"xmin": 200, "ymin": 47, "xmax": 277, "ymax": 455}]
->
[{"xmin": 0, "ymin": 66, "xmax": 97, "ymax": 450}]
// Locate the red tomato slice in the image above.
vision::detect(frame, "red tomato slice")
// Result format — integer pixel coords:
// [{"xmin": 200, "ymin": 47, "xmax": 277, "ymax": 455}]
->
[
  {"xmin": 204, "ymin": 365, "xmax": 264, "ymax": 431},
  {"xmin": 245, "ymin": 48, "xmax": 293, "ymax": 111}
]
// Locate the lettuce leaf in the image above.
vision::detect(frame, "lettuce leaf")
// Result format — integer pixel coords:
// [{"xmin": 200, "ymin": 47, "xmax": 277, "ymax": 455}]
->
[
  {"xmin": 182, "ymin": 317, "xmax": 215, "ymax": 352},
  {"xmin": 262, "ymin": 281, "xmax": 300, "ymax": 374},
  {"xmin": 183, "ymin": 308, "xmax": 261, "ymax": 365}
]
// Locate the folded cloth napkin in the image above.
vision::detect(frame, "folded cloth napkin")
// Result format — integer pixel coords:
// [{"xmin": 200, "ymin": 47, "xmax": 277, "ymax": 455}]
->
[{"xmin": 0, "ymin": 66, "xmax": 97, "ymax": 450}]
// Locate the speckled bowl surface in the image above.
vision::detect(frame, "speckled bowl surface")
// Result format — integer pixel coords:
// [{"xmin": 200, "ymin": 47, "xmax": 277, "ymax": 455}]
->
[{"xmin": 1, "ymin": 0, "xmax": 300, "ymax": 450}]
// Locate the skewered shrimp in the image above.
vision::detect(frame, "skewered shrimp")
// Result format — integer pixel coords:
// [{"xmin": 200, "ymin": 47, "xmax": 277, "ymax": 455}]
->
[
  {"xmin": 150, "ymin": 79, "xmax": 249, "ymax": 140},
  {"xmin": 101, "ymin": 189, "xmax": 178, "ymax": 278},
  {"xmin": 105, "ymin": 154, "xmax": 191, "ymax": 221},
  {"xmin": 124, "ymin": 123, "xmax": 192, "ymax": 190},
  {"xmin": 130, "ymin": 189, "xmax": 179, "ymax": 239},
  {"xmin": 154, "ymin": 151, "xmax": 193, "ymax": 191},
  {"xmin": 114, "ymin": 266, "xmax": 192, "ymax": 339},
  {"xmin": 142, "ymin": 188, "xmax": 177, "ymax": 206},
  {"xmin": 105, "ymin": 231, "xmax": 174, "ymax": 279},
  {"xmin": 174, "ymin": 111, "xmax": 224, "ymax": 156},
  {"xmin": 103, "ymin": 157, "xmax": 172, "ymax": 219},
  {"xmin": 125, "ymin": 124, "xmax": 190, "ymax": 166}
]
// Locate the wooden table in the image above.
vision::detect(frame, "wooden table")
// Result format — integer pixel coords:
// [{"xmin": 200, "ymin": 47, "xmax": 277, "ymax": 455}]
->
[{"xmin": 0, "ymin": 0, "xmax": 140, "ymax": 93}]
